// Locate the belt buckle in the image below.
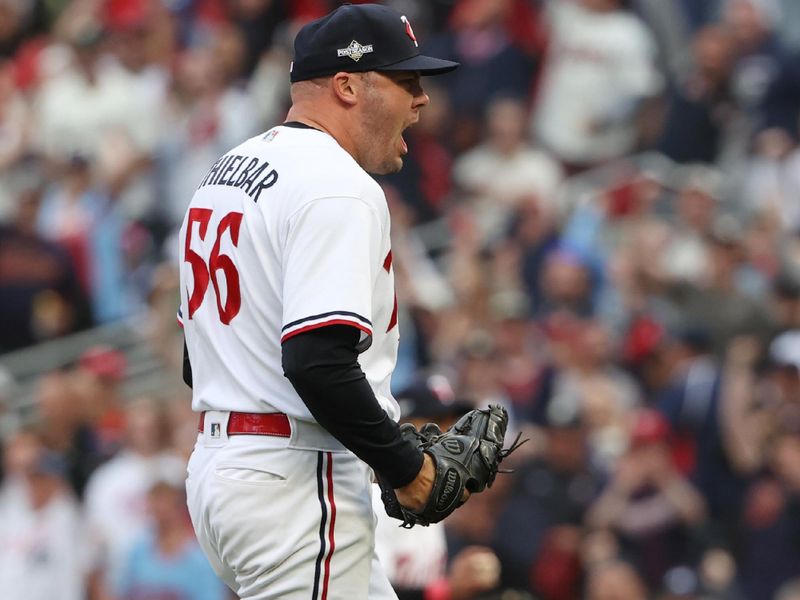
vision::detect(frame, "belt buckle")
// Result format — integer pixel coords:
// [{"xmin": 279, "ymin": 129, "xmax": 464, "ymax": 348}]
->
[{"xmin": 203, "ymin": 411, "xmax": 230, "ymax": 447}]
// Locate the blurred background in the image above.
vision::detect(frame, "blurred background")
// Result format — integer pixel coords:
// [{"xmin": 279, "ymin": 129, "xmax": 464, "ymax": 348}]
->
[{"xmin": 1, "ymin": 0, "xmax": 800, "ymax": 598}]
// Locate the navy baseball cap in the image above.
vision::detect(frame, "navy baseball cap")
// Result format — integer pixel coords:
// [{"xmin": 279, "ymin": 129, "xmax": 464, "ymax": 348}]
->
[{"xmin": 290, "ymin": 3, "xmax": 459, "ymax": 83}]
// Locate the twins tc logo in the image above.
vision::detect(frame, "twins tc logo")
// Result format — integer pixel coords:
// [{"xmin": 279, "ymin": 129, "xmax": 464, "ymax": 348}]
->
[
  {"xmin": 337, "ymin": 40, "xmax": 374, "ymax": 62},
  {"xmin": 401, "ymin": 15, "xmax": 417, "ymax": 47}
]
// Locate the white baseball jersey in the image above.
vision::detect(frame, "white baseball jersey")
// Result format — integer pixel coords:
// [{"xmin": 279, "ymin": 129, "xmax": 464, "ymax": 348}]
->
[{"xmin": 178, "ymin": 124, "xmax": 401, "ymax": 422}]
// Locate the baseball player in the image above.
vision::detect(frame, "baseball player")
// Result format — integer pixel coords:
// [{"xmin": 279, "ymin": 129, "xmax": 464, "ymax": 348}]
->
[{"xmin": 179, "ymin": 4, "xmax": 459, "ymax": 599}]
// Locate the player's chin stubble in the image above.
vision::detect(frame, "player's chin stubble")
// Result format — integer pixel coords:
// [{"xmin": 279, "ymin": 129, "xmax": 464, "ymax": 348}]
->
[
  {"xmin": 361, "ymin": 129, "xmax": 403, "ymax": 175},
  {"xmin": 371, "ymin": 155, "xmax": 403, "ymax": 175}
]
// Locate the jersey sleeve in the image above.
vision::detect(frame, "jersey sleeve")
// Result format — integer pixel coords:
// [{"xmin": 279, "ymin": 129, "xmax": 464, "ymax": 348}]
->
[{"xmin": 281, "ymin": 195, "xmax": 383, "ymax": 350}]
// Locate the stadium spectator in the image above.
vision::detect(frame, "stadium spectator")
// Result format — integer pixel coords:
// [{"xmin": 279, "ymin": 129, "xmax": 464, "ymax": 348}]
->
[
  {"xmin": 0, "ymin": 429, "xmax": 89, "ymax": 600},
  {"xmin": 586, "ymin": 409, "xmax": 707, "ymax": 587},
  {"xmin": 653, "ymin": 329, "xmax": 753, "ymax": 530},
  {"xmin": 116, "ymin": 478, "xmax": 226, "ymax": 600},
  {"xmin": 655, "ymin": 25, "xmax": 737, "ymax": 165},
  {"xmin": 35, "ymin": 369, "xmax": 104, "ymax": 498},
  {"xmin": 0, "ymin": 165, "xmax": 90, "ymax": 351},
  {"xmin": 737, "ymin": 432, "xmax": 800, "ymax": 599},
  {"xmin": 490, "ymin": 289, "xmax": 545, "ymax": 416},
  {"xmin": 36, "ymin": 154, "xmax": 134, "ymax": 323},
  {"xmin": 530, "ymin": 0, "xmax": 663, "ymax": 170},
  {"xmin": 33, "ymin": 21, "xmax": 161, "ymax": 221},
  {"xmin": 658, "ymin": 165, "xmax": 722, "ymax": 286},
  {"xmin": 84, "ymin": 395, "xmax": 185, "ymax": 593},
  {"xmin": 425, "ymin": 0, "xmax": 537, "ymax": 150},
  {"xmin": 739, "ymin": 127, "xmax": 800, "ymax": 235},
  {"xmin": 493, "ymin": 403, "xmax": 600, "ymax": 595},
  {"xmin": 533, "ymin": 249, "xmax": 595, "ymax": 320},
  {"xmin": 723, "ymin": 0, "xmax": 800, "ymax": 141},
  {"xmin": 73, "ymin": 344, "xmax": 129, "ymax": 455},
  {"xmin": 454, "ymin": 95, "xmax": 563, "ymax": 245}
]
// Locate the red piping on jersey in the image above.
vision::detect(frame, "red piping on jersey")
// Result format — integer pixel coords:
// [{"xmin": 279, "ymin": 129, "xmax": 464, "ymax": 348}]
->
[
  {"xmin": 383, "ymin": 250, "xmax": 393, "ymax": 272},
  {"xmin": 322, "ymin": 452, "xmax": 336, "ymax": 600},
  {"xmin": 280, "ymin": 320, "xmax": 372, "ymax": 343},
  {"xmin": 177, "ymin": 317, "xmax": 184, "ymax": 329},
  {"xmin": 383, "ymin": 250, "xmax": 398, "ymax": 332},
  {"xmin": 386, "ymin": 296, "xmax": 398, "ymax": 333}
]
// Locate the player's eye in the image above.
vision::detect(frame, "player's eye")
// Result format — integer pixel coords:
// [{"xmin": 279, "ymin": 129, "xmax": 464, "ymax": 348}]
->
[{"xmin": 400, "ymin": 77, "xmax": 420, "ymax": 92}]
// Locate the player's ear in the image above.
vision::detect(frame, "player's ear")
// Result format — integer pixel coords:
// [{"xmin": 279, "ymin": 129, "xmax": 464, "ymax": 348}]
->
[{"xmin": 331, "ymin": 72, "xmax": 360, "ymax": 106}]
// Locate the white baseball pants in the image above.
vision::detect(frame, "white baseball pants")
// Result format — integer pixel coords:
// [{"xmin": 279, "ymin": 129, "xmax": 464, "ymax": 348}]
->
[{"xmin": 185, "ymin": 411, "xmax": 398, "ymax": 600}]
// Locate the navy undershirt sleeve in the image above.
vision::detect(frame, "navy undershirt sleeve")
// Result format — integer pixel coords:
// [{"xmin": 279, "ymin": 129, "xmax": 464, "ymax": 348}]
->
[
  {"xmin": 282, "ymin": 325, "xmax": 424, "ymax": 488},
  {"xmin": 183, "ymin": 339, "xmax": 193, "ymax": 388}
]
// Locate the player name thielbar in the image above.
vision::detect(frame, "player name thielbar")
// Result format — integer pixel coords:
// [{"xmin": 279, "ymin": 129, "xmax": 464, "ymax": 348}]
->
[{"xmin": 198, "ymin": 154, "xmax": 279, "ymax": 202}]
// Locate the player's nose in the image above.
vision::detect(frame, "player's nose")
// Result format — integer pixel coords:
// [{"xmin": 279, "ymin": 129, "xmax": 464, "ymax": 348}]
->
[
  {"xmin": 413, "ymin": 89, "xmax": 430, "ymax": 109},
  {"xmin": 409, "ymin": 76, "xmax": 429, "ymax": 108}
]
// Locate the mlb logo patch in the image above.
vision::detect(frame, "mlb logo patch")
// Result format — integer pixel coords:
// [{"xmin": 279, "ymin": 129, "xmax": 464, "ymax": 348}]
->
[{"xmin": 210, "ymin": 422, "xmax": 222, "ymax": 438}]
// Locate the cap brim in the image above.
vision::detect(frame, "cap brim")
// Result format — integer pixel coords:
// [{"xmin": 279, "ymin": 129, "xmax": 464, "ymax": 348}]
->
[{"xmin": 377, "ymin": 54, "xmax": 459, "ymax": 76}]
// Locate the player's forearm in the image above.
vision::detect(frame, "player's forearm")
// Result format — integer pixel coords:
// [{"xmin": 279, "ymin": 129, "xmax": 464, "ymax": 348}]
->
[{"xmin": 282, "ymin": 325, "xmax": 424, "ymax": 488}]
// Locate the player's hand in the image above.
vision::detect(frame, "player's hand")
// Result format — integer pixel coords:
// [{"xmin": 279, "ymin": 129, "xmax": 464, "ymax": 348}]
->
[
  {"xmin": 395, "ymin": 453, "xmax": 470, "ymax": 512},
  {"xmin": 395, "ymin": 453, "xmax": 436, "ymax": 511}
]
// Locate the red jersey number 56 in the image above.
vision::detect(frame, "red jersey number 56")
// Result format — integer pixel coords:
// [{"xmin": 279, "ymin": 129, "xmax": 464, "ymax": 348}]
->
[{"xmin": 184, "ymin": 208, "xmax": 243, "ymax": 325}]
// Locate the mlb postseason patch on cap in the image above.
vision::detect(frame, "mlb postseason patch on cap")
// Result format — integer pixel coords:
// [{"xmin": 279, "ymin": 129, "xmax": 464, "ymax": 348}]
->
[
  {"xmin": 337, "ymin": 40, "xmax": 374, "ymax": 62},
  {"xmin": 290, "ymin": 3, "xmax": 458, "ymax": 82}
]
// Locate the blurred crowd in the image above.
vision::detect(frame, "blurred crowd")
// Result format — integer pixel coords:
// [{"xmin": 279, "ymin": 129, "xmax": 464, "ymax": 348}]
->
[{"xmin": 2, "ymin": 0, "xmax": 800, "ymax": 598}]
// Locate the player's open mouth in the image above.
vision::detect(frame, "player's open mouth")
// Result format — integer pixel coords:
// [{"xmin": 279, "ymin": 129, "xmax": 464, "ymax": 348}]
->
[{"xmin": 400, "ymin": 119, "xmax": 417, "ymax": 155}]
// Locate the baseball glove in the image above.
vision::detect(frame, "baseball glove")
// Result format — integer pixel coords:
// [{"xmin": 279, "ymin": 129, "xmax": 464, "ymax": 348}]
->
[{"xmin": 378, "ymin": 404, "xmax": 524, "ymax": 528}]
